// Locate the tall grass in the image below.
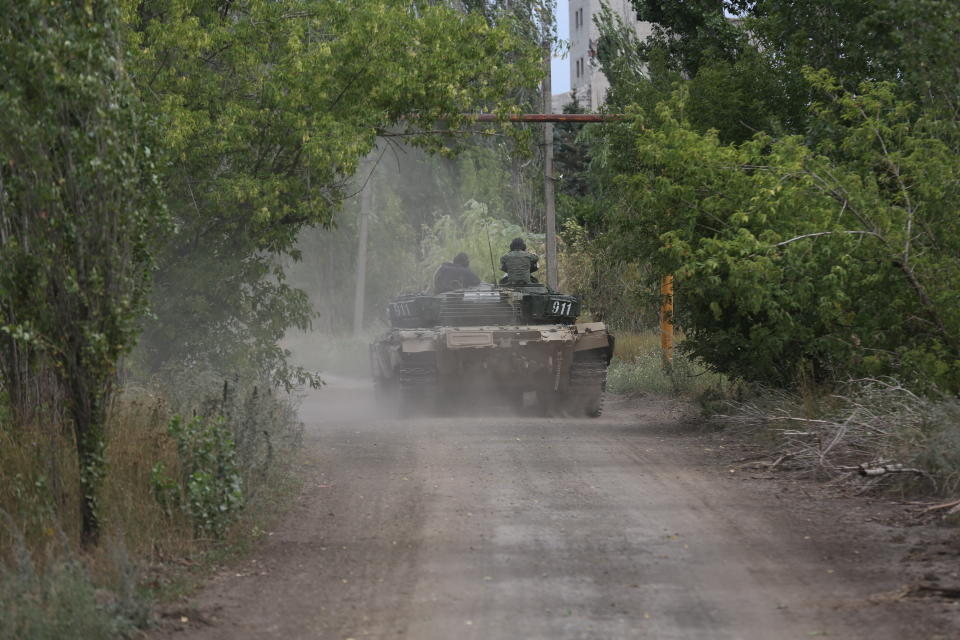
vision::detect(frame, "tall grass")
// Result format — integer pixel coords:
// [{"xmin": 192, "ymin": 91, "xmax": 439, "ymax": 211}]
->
[
  {"xmin": 607, "ymin": 331, "xmax": 731, "ymax": 397},
  {"xmin": 0, "ymin": 542, "xmax": 130, "ymax": 640},
  {"xmin": 0, "ymin": 376, "xmax": 303, "ymax": 637}
]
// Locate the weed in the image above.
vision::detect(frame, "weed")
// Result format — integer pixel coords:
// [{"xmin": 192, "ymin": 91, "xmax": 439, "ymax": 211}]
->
[
  {"xmin": 0, "ymin": 524, "xmax": 143, "ymax": 640},
  {"xmin": 153, "ymin": 415, "xmax": 244, "ymax": 540},
  {"xmin": 0, "ymin": 372, "xmax": 304, "ymax": 634},
  {"xmin": 607, "ymin": 331, "xmax": 732, "ymax": 398}
]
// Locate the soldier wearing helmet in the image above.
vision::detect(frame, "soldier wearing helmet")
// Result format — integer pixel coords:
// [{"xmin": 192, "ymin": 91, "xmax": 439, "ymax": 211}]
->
[{"xmin": 499, "ymin": 237, "xmax": 539, "ymax": 285}]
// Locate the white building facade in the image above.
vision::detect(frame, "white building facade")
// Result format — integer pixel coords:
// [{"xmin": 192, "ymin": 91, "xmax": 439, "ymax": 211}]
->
[{"xmin": 567, "ymin": 0, "xmax": 652, "ymax": 111}]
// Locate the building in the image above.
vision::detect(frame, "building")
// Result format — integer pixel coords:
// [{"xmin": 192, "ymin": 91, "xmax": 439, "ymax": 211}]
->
[{"xmin": 566, "ymin": 0, "xmax": 652, "ymax": 111}]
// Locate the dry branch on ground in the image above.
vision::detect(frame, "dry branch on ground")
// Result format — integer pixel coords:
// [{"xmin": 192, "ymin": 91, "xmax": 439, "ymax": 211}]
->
[{"xmin": 713, "ymin": 379, "xmax": 958, "ymax": 496}]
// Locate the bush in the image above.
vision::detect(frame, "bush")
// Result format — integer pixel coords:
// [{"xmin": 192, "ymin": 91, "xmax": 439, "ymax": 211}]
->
[
  {"xmin": 0, "ymin": 529, "xmax": 145, "ymax": 640},
  {"xmin": 909, "ymin": 401, "xmax": 960, "ymax": 496},
  {"xmin": 606, "ymin": 331, "xmax": 730, "ymax": 396},
  {"xmin": 0, "ymin": 372, "xmax": 303, "ymax": 635},
  {"xmin": 152, "ymin": 415, "xmax": 243, "ymax": 540}
]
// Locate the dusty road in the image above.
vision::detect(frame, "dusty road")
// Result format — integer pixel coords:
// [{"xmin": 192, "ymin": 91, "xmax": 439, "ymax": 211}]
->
[{"xmin": 160, "ymin": 379, "xmax": 956, "ymax": 639}]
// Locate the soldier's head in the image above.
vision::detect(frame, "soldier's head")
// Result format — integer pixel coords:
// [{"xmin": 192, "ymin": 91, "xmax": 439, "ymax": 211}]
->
[
  {"xmin": 510, "ymin": 237, "xmax": 526, "ymax": 251},
  {"xmin": 453, "ymin": 252, "xmax": 470, "ymax": 267}
]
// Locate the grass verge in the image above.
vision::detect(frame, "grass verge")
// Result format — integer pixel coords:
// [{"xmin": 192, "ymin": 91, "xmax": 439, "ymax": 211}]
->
[
  {"xmin": 607, "ymin": 331, "xmax": 732, "ymax": 399},
  {"xmin": 0, "ymin": 374, "xmax": 304, "ymax": 638},
  {"xmin": 609, "ymin": 332, "xmax": 960, "ymax": 500}
]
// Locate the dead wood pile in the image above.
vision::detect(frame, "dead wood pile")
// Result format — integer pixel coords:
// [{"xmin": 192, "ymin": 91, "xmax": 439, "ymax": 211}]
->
[{"xmin": 713, "ymin": 378, "xmax": 959, "ymax": 500}]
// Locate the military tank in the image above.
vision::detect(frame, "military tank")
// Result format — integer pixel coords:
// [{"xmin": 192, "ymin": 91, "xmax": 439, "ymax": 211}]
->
[{"xmin": 369, "ymin": 283, "xmax": 614, "ymax": 416}]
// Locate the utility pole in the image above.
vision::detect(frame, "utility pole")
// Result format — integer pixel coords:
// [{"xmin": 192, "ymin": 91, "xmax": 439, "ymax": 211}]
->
[
  {"xmin": 470, "ymin": 113, "xmax": 674, "ymax": 364},
  {"xmin": 352, "ymin": 156, "xmax": 373, "ymax": 338},
  {"xmin": 542, "ymin": 33, "xmax": 558, "ymax": 290}
]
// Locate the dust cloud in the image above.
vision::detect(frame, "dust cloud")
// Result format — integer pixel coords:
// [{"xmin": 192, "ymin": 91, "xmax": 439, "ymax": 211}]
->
[{"xmin": 281, "ymin": 140, "xmax": 537, "ymax": 420}]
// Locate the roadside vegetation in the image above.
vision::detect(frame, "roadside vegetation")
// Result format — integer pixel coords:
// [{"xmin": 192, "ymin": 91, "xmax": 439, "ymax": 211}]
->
[
  {"xmin": 3, "ymin": 0, "xmax": 960, "ymax": 635},
  {"xmin": 1, "ymin": 0, "xmax": 546, "ymax": 636},
  {"xmin": 606, "ymin": 331, "xmax": 729, "ymax": 398},
  {"xmin": 556, "ymin": 1, "xmax": 960, "ymax": 500}
]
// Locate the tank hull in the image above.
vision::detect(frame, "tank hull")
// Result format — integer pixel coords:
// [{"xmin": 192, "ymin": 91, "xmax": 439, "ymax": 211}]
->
[{"xmin": 371, "ymin": 321, "xmax": 613, "ymax": 416}]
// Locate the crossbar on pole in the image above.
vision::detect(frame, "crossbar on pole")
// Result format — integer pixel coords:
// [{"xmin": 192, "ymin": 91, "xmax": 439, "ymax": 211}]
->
[{"xmin": 469, "ymin": 113, "xmax": 623, "ymax": 123}]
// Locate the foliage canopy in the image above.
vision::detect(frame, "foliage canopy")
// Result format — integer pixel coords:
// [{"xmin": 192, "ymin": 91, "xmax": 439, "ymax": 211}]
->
[
  {"xmin": 566, "ymin": 0, "xmax": 960, "ymax": 392},
  {"xmin": 122, "ymin": 0, "xmax": 543, "ymax": 383}
]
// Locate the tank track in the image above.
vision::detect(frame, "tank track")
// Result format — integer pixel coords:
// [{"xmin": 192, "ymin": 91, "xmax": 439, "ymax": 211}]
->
[
  {"xmin": 397, "ymin": 358, "xmax": 439, "ymax": 417},
  {"xmin": 397, "ymin": 365, "xmax": 438, "ymax": 388},
  {"xmin": 568, "ymin": 350, "xmax": 609, "ymax": 417}
]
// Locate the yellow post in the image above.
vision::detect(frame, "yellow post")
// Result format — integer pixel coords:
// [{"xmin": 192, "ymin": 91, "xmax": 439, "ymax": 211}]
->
[{"xmin": 660, "ymin": 275, "xmax": 674, "ymax": 365}]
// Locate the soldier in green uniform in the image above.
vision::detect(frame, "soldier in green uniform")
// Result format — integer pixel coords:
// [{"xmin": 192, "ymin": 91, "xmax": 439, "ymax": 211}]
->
[{"xmin": 499, "ymin": 237, "xmax": 539, "ymax": 285}]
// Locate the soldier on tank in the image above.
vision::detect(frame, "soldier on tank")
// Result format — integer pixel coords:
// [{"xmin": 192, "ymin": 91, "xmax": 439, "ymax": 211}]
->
[
  {"xmin": 433, "ymin": 252, "xmax": 481, "ymax": 293},
  {"xmin": 499, "ymin": 237, "xmax": 539, "ymax": 285}
]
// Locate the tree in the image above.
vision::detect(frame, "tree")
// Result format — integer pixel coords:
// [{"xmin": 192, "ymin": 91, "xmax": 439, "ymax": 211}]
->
[
  {"xmin": 571, "ymin": 0, "xmax": 960, "ymax": 376},
  {"xmin": 603, "ymin": 1, "xmax": 960, "ymax": 139},
  {"xmin": 598, "ymin": 76, "xmax": 960, "ymax": 390},
  {"xmin": 0, "ymin": 0, "xmax": 164, "ymax": 545},
  {"xmin": 631, "ymin": 0, "xmax": 746, "ymax": 78},
  {"xmin": 122, "ymin": 0, "xmax": 542, "ymax": 385}
]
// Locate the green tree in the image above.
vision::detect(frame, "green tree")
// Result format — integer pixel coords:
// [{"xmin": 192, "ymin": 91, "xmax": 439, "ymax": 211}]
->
[
  {"xmin": 630, "ymin": 0, "xmax": 746, "ymax": 77},
  {"xmin": 0, "ymin": 0, "xmax": 164, "ymax": 545},
  {"xmin": 601, "ymin": 1, "xmax": 960, "ymax": 138},
  {"xmin": 599, "ymin": 77, "xmax": 960, "ymax": 390},
  {"xmin": 123, "ymin": 0, "xmax": 542, "ymax": 385},
  {"xmin": 574, "ymin": 0, "xmax": 960, "ymax": 370}
]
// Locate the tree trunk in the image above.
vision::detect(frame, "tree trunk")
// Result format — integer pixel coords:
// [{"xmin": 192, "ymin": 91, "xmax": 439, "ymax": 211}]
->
[{"xmin": 70, "ymin": 382, "xmax": 106, "ymax": 548}]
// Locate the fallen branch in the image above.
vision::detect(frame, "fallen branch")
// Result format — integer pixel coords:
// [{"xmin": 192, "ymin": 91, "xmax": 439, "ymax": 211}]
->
[
  {"xmin": 769, "ymin": 453, "xmax": 793, "ymax": 470},
  {"xmin": 832, "ymin": 462, "xmax": 938, "ymax": 492},
  {"xmin": 710, "ymin": 380, "xmax": 952, "ymax": 490},
  {"xmin": 923, "ymin": 498, "xmax": 960, "ymax": 513},
  {"xmin": 907, "ymin": 584, "xmax": 960, "ymax": 599},
  {"xmin": 735, "ymin": 453, "xmax": 795, "ymax": 470},
  {"xmin": 860, "ymin": 463, "xmax": 924, "ymax": 477},
  {"xmin": 834, "ymin": 462, "xmax": 928, "ymax": 477}
]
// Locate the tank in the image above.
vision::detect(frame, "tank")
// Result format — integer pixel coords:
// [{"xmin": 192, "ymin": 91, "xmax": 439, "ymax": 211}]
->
[{"xmin": 369, "ymin": 283, "xmax": 614, "ymax": 417}]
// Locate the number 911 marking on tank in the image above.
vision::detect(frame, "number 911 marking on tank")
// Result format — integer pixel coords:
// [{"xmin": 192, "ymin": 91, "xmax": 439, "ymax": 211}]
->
[
  {"xmin": 550, "ymin": 299, "xmax": 575, "ymax": 316},
  {"xmin": 392, "ymin": 302, "xmax": 414, "ymax": 317}
]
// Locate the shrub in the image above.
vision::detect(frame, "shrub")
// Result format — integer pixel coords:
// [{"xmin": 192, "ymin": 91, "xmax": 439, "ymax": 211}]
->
[
  {"xmin": 153, "ymin": 415, "xmax": 244, "ymax": 540},
  {"xmin": 0, "ymin": 528, "xmax": 145, "ymax": 640},
  {"xmin": 606, "ymin": 331, "xmax": 730, "ymax": 396}
]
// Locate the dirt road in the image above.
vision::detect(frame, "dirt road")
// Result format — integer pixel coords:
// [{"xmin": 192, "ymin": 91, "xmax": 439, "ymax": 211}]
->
[{"xmin": 159, "ymin": 379, "xmax": 956, "ymax": 639}]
